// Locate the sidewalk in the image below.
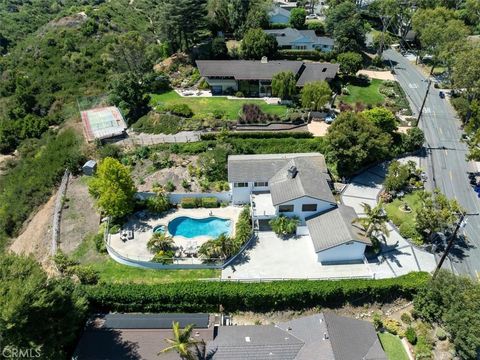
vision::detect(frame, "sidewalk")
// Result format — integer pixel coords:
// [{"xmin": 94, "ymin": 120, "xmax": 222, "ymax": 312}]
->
[{"xmin": 341, "ymin": 157, "xmax": 444, "ymax": 279}]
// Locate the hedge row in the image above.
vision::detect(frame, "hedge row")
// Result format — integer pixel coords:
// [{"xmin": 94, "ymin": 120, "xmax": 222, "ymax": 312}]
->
[
  {"xmin": 200, "ymin": 131, "xmax": 314, "ymax": 140},
  {"xmin": 82, "ymin": 272, "xmax": 429, "ymax": 313},
  {"xmin": 181, "ymin": 197, "xmax": 219, "ymax": 209}
]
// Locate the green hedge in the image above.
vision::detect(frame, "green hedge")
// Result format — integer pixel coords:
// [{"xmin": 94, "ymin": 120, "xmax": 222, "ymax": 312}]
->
[
  {"xmin": 200, "ymin": 131, "xmax": 314, "ymax": 140},
  {"xmin": 202, "ymin": 197, "xmax": 219, "ymax": 208},
  {"xmin": 82, "ymin": 272, "xmax": 429, "ymax": 313}
]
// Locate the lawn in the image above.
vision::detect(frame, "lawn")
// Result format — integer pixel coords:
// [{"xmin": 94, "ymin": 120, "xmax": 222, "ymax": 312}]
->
[
  {"xmin": 71, "ymin": 232, "xmax": 220, "ymax": 284},
  {"xmin": 339, "ymin": 78, "xmax": 386, "ymax": 106},
  {"xmin": 151, "ymin": 90, "xmax": 288, "ymax": 120},
  {"xmin": 378, "ymin": 332, "xmax": 409, "ymax": 360},
  {"xmin": 385, "ymin": 191, "xmax": 424, "ymax": 244}
]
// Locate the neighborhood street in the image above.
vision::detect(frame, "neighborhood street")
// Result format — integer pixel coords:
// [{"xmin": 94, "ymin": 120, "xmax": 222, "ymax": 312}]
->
[{"xmin": 384, "ymin": 49, "xmax": 480, "ymax": 279}]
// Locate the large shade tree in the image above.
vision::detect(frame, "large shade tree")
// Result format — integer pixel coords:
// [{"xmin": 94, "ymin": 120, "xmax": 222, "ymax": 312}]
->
[
  {"xmin": 88, "ymin": 157, "xmax": 137, "ymax": 218},
  {"xmin": 300, "ymin": 81, "xmax": 332, "ymax": 110},
  {"xmin": 271, "ymin": 71, "xmax": 297, "ymax": 100},
  {"xmin": 241, "ymin": 28, "xmax": 278, "ymax": 59}
]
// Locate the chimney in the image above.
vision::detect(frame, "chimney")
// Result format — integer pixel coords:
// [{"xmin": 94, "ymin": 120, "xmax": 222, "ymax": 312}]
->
[
  {"xmin": 261, "ymin": 56, "xmax": 268, "ymax": 64},
  {"xmin": 287, "ymin": 165, "xmax": 298, "ymax": 179}
]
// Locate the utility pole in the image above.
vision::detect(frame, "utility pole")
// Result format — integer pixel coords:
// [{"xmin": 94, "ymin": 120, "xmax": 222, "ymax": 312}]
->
[
  {"xmin": 432, "ymin": 212, "xmax": 477, "ymax": 279},
  {"xmin": 417, "ymin": 79, "xmax": 432, "ymax": 127}
]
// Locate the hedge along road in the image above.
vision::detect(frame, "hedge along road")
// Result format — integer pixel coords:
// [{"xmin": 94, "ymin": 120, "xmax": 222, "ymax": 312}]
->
[{"xmin": 82, "ymin": 272, "xmax": 429, "ymax": 313}]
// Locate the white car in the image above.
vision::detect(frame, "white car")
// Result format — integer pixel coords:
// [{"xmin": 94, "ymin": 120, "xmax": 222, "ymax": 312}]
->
[
  {"xmin": 306, "ymin": 14, "xmax": 319, "ymax": 20},
  {"xmin": 325, "ymin": 113, "xmax": 336, "ymax": 124}
]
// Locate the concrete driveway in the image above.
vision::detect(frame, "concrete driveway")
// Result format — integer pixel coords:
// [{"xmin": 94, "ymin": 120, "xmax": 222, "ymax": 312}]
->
[{"xmin": 222, "ymin": 231, "xmax": 373, "ymax": 280}]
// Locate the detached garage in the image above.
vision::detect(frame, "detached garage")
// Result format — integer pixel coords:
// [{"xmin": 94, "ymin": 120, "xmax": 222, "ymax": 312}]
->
[{"xmin": 306, "ymin": 205, "xmax": 371, "ymax": 264}]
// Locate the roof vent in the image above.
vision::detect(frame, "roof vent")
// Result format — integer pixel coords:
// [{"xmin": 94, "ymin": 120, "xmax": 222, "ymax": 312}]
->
[
  {"xmin": 261, "ymin": 56, "xmax": 268, "ymax": 64},
  {"xmin": 245, "ymin": 336, "xmax": 251, "ymax": 342},
  {"xmin": 287, "ymin": 326, "xmax": 292, "ymax": 331},
  {"xmin": 323, "ymin": 332, "xmax": 329, "ymax": 340},
  {"xmin": 287, "ymin": 165, "xmax": 298, "ymax": 179},
  {"xmin": 322, "ymin": 67, "xmax": 327, "ymax": 72}
]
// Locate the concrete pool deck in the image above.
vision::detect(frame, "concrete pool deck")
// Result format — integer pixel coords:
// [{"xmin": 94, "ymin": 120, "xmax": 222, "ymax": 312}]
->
[{"xmin": 109, "ymin": 206, "xmax": 243, "ymax": 262}]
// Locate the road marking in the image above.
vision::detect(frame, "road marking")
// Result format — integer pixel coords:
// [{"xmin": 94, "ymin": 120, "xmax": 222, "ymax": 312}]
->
[
  {"xmin": 439, "ymin": 127, "xmax": 443, "ymax": 135},
  {"xmin": 408, "ymin": 83, "xmax": 418, "ymax": 89},
  {"xmin": 424, "ymin": 107, "xmax": 431, "ymax": 114},
  {"xmin": 449, "ymin": 171, "xmax": 453, "ymax": 181},
  {"xmin": 445, "ymin": 149, "xmax": 448, "ymax": 156}
]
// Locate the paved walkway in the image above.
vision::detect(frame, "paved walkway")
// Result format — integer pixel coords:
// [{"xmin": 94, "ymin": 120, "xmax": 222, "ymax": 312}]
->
[{"xmin": 342, "ymin": 157, "xmax": 448, "ymax": 279}]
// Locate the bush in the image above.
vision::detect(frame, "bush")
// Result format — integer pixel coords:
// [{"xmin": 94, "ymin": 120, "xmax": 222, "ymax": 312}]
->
[
  {"xmin": 235, "ymin": 91, "xmax": 244, "ymax": 98},
  {"xmin": 383, "ymin": 318, "xmax": 403, "ymax": 336},
  {"xmin": 165, "ymin": 180, "xmax": 176, "ymax": 192},
  {"xmin": 202, "ymin": 197, "xmax": 219, "ymax": 208},
  {"xmin": 82, "ymin": 272, "xmax": 429, "ymax": 313},
  {"xmin": 373, "ymin": 313, "xmax": 383, "ymax": 330},
  {"xmin": 239, "ymin": 104, "xmax": 278, "ymax": 124},
  {"xmin": 94, "ymin": 233, "xmax": 106, "ymax": 253},
  {"xmin": 200, "ymin": 132, "xmax": 313, "ymax": 140},
  {"xmin": 109, "ymin": 224, "xmax": 121, "ymax": 234},
  {"xmin": 269, "ymin": 215, "xmax": 300, "ymax": 237},
  {"xmin": 436, "ymin": 327, "xmax": 447, "ymax": 341},
  {"xmin": 152, "ymin": 249, "xmax": 175, "ymax": 264},
  {"xmin": 163, "ymin": 103, "xmax": 193, "ymax": 117},
  {"xmin": 399, "ymin": 222, "xmax": 418, "ymax": 240},
  {"xmin": 405, "ymin": 326, "xmax": 417, "ymax": 344},
  {"xmin": 72, "ymin": 266, "xmax": 100, "ymax": 285},
  {"xmin": 181, "ymin": 197, "xmax": 202, "ymax": 208},
  {"xmin": 401, "ymin": 312, "xmax": 412, "ymax": 325},
  {"xmin": 146, "ymin": 192, "xmax": 171, "ymax": 213}
]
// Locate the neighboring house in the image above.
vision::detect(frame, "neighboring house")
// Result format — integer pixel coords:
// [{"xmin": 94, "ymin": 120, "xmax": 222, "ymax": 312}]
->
[
  {"xmin": 227, "ymin": 153, "xmax": 370, "ymax": 264},
  {"xmin": 208, "ymin": 313, "xmax": 388, "ymax": 360},
  {"xmin": 269, "ymin": 6, "xmax": 291, "ymax": 24},
  {"xmin": 196, "ymin": 59, "xmax": 339, "ymax": 96},
  {"xmin": 264, "ymin": 28, "xmax": 334, "ymax": 52},
  {"xmin": 72, "ymin": 313, "xmax": 214, "ymax": 360}
]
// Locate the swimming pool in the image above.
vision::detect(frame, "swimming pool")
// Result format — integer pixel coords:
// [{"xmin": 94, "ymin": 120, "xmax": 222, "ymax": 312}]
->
[{"xmin": 167, "ymin": 216, "xmax": 232, "ymax": 239}]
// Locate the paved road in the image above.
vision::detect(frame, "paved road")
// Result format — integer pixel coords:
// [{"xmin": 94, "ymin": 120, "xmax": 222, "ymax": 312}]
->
[{"xmin": 384, "ymin": 49, "xmax": 480, "ymax": 278}]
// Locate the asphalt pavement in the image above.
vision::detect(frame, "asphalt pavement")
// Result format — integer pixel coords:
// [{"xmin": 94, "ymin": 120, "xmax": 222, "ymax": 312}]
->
[{"xmin": 383, "ymin": 49, "xmax": 480, "ymax": 279}]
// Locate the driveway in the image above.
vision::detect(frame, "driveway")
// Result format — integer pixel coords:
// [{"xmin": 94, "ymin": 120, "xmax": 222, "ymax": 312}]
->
[
  {"xmin": 342, "ymin": 157, "xmax": 452, "ymax": 278},
  {"xmin": 222, "ymin": 231, "xmax": 373, "ymax": 280}
]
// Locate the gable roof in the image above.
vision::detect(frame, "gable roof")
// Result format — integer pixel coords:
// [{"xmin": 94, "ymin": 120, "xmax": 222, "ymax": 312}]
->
[
  {"xmin": 207, "ymin": 325, "xmax": 304, "ymax": 359},
  {"xmin": 323, "ymin": 312, "xmax": 387, "ymax": 360},
  {"xmin": 196, "ymin": 60, "xmax": 303, "ymax": 81},
  {"xmin": 268, "ymin": 6, "xmax": 291, "ymax": 19},
  {"xmin": 299, "ymin": 31, "xmax": 335, "ymax": 46},
  {"xmin": 268, "ymin": 156, "xmax": 335, "ymax": 205},
  {"xmin": 264, "ymin": 28, "xmax": 314, "ymax": 47},
  {"xmin": 196, "ymin": 60, "xmax": 339, "ymax": 85},
  {"xmin": 228, "ymin": 153, "xmax": 322, "ymax": 183},
  {"xmin": 297, "ymin": 63, "xmax": 340, "ymax": 87},
  {"xmin": 306, "ymin": 205, "xmax": 371, "ymax": 252}
]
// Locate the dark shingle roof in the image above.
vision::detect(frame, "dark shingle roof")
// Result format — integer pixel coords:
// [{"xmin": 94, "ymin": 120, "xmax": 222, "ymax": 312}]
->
[
  {"xmin": 227, "ymin": 153, "xmax": 322, "ymax": 183},
  {"xmin": 268, "ymin": 156, "xmax": 335, "ymax": 205},
  {"xmin": 103, "ymin": 313, "xmax": 210, "ymax": 329},
  {"xmin": 323, "ymin": 312, "xmax": 388, "ymax": 360},
  {"xmin": 196, "ymin": 60, "xmax": 304, "ymax": 81},
  {"xmin": 306, "ymin": 205, "xmax": 371, "ymax": 252},
  {"xmin": 207, "ymin": 325, "xmax": 304, "ymax": 359},
  {"xmin": 296, "ymin": 63, "xmax": 340, "ymax": 86}
]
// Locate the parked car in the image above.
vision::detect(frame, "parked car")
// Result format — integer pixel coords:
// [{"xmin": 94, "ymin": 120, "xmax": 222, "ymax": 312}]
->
[
  {"xmin": 325, "ymin": 113, "xmax": 336, "ymax": 124},
  {"xmin": 306, "ymin": 14, "xmax": 319, "ymax": 19},
  {"xmin": 439, "ymin": 91, "xmax": 445, "ymax": 99}
]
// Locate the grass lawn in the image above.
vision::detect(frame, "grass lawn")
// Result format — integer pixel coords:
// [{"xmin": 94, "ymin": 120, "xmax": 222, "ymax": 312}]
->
[
  {"xmin": 151, "ymin": 90, "xmax": 288, "ymax": 120},
  {"xmin": 385, "ymin": 191, "xmax": 424, "ymax": 244},
  {"xmin": 339, "ymin": 78, "xmax": 386, "ymax": 106},
  {"xmin": 378, "ymin": 332, "xmax": 409, "ymax": 360},
  {"xmin": 71, "ymin": 232, "xmax": 220, "ymax": 284}
]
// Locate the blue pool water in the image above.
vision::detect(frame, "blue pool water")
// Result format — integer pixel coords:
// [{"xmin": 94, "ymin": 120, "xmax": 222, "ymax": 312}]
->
[{"xmin": 167, "ymin": 216, "xmax": 231, "ymax": 239}]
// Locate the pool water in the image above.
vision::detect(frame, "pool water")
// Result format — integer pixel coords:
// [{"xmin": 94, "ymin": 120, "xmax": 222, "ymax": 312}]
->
[{"xmin": 167, "ymin": 216, "xmax": 231, "ymax": 239}]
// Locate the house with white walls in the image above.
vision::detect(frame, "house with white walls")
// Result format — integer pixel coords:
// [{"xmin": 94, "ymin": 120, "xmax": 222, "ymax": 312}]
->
[{"xmin": 227, "ymin": 153, "xmax": 371, "ymax": 263}]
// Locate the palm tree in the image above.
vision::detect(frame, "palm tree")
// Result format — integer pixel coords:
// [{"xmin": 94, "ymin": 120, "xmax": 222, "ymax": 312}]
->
[
  {"xmin": 160, "ymin": 322, "xmax": 202, "ymax": 360},
  {"xmin": 147, "ymin": 232, "xmax": 175, "ymax": 254},
  {"xmin": 198, "ymin": 233, "xmax": 236, "ymax": 261},
  {"xmin": 353, "ymin": 201, "xmax": 390, "ymax": 246}
]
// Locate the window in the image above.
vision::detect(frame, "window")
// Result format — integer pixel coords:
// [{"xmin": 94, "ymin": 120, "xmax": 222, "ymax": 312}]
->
[
  {"xmin": 302, "ymin": 204, "xmax": 317, "ymax": 212},
  {"xmin": 234, "ymin": 182, "xmax": 248, "ymax": 188},
  {"xmin": 254, "ymin": 181, "xmax": 268, "ymax": 187},
  {"xmin": 279, "ymin": 204, "xmax": 294, "ymax": 212}
]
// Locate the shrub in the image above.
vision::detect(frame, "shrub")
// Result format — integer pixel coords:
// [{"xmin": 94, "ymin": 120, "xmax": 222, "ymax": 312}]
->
[
  {"xmin": 399, "ymin": 222, "xmax": 418, "ymax": 240},
  {"xmin": 147, "ymin": 233, "xmax": 174, "ymax": 253},
  {"xmin": 152, "ymin": 249, "xmax": 175, "ymax": 264},
  {"xmin": 239, "ymin": 104, "xmax": 278, "ymax": 124},
  {"xmin": 202, "ymin": 197, "xmax": 219, "ymax": 208},
  {"xmin": 181, "ymin": 197, "xmax": 202, "ymax": 208},
  {"xmin": 146, "ymin": 192, "xmax": 171, "ymax": 213},
  {"xmin": 269, "ymin": 215, "xmax": 300, "ymax": 237},
  {"xmin": 94, "ymin": 232, "xmax": 106, "ymax": 253},
  {"xmin": 401, "ymin": 312, "xmax": 412, "ymax": 325},
  {"xmin": 109, "ymin": 224, "xmax": 121, "ymax": 234},
  {"xmin": 373, "ymin": 313, "xmax": 383, "ymax": 330},
  {"xmin": 436, "ymin": 327, "xmax": 447, "ymax": 341},
  {"xmin": 72, "ymin": 266, "xmax": 100, "ymax": 285},
  {"xmin": 163, "ymin": 103, "xmax": 193, "ymax": 117},
  {"xmin": 234, "ymin": 91, "xmax": 244, "ymax": 98},
  {"xmin": 81, "ymin": 272, "xmax": 429, "ymax": 313},
  {"xmin": 405, "ymin": 326, "xmax": 417, "ymax": 344},
  {"xmin": 383, "ymin": 318, "xmax": 403, "ymax": 336},
  {"xmin": 181, "ymin": 179, "xmax": 191, "ymax": 191},
  {"xmin": 53, "ymin": 251, "xmax": 78, "ymax": 273},
  {"xmin": 200, "ymin": 132, "xmax": 313, "ymax": 140},
  {"xmin": 164, "ymin": 180, "xmax": 176, "ymax": 192}
]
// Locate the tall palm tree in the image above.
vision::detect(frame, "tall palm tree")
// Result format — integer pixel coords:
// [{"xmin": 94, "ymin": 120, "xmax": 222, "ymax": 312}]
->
[
  {"xmin": 353, "ymin": 201, "xmax": 390, "ymax": 245},
  {"xmin": 159, "ymin": 322, "xmax": 202, "ymax": 360},
  {"xmin": 147, "ymin": 232, "xmax": 174, "ymax": 254}
]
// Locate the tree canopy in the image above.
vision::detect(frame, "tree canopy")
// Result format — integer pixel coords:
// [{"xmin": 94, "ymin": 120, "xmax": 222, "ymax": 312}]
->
[
  {"xmin": 271, "ymin": 71, "xmax": 297, "ymax": 100},
  {"xmin": 300, "ymin": 81, "xmax": 332, "ymax": 110},
  {"xmin": 88, "ymin": 157, "xmax": 137, "ymax": 219},
  {"xmin": 241, "ymin": 28, "xmax": 278, "ymax": 59},
  {"xmin": 337, "ymin": 52, "xmax": 363, "ymax": 76},
  {"xmin": 290, "ymin": 8, "xmax": 307, "ymax": 29},
  {"xmin": 362, "ymin": 107, "xmax": 398, "ymax": 134}
]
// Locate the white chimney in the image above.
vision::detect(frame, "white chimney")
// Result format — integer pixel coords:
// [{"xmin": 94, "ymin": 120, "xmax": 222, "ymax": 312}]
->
[
  {"xmin": 261, "ymin": 56, "xmax": 268, "ymax": 64},
  {"xmin": 323, "ymin": 332, "xmax": 329, "ymax": 340}
]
